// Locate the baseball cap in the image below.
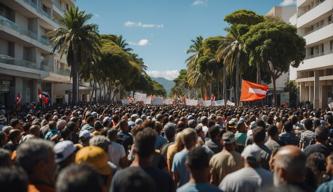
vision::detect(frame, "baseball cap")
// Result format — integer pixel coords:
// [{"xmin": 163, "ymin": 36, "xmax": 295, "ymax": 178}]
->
[
  {"xmin": 75, "ymin": 146, "xmax": 112, "ymax": 176},
  {"xmin": 54, "ymin": 140, "xmax": 77, "ymax": 163},
  {"xmin": 222, "ymin": 131, "xmax": 236, "ymax": 144},
  {"xmin": 241, "ymin": 145, "xmax": 261, "ymax": 163},
  {"xmin": 135, "ymin": 118, "xmax": 143, "ymax": 125},
  {"xmin": 79, "ymin": 130, "xmax": 91, "ymax": 140}
]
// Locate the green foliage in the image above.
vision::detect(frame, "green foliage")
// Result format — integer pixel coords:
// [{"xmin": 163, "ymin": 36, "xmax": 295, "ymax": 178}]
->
[{"xmin": 224, "ymin": 9, "xmax": 264, "ymax": 25}]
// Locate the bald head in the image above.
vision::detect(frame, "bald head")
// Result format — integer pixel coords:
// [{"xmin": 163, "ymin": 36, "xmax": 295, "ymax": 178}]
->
[{"xmin": 273, "ymin": 146, "xmax": 306, "ymax": 186}]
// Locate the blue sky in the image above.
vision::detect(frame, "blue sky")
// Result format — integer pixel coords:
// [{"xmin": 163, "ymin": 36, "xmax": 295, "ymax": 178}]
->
[{"xmin": 77, "ymin": 0, "xmax": 296, "ymax": 80}]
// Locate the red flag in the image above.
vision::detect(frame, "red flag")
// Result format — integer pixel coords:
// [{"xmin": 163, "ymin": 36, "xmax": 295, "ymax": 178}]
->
[
  {"xmin": 16, "ymin": 93, "xmax": 21, "ymax": 105},
  {"xmin": 240, "ymin": 80, "xmax": 269, "ymax": 102}
]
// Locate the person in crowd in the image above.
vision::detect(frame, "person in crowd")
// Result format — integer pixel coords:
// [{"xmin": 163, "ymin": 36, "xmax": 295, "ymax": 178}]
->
[
  {"xmin": 54, "ymin": 140, "xmax": 78, "ymax": 172},
  {"xmin": 0, "ymin": 167, "xmax": 28, "ymax": 192},
  {"xmin": 56, "ymin": 164, "xmax": 105, "ymax": 192},
  {"xmin": 81, "ymin": 115, "xmax": 95, "ymax": 132},
  {"xmin": 107, "ymin": 128, "xmax": 127, "ymax": 168},
  {"xmin": 172, "ymin": 128, "xmax": 198, "ymax": 187},
  {"xmin": 272, "ymin": 145, "xmax": 310, "ymax": 192},
  {"xmin": 161, "ymin": 122, "xmax": 177, "ymax": 158},
  {"xmin": 167, "ymin": 132, "xmax": 184, "ymax": 173},
  {"xmin": 205, "ymin": 125, "xmax": 222, "ymax": 154},
  {"xmin": 279, "ymin": 120, "xmax": 299, "ymax": 146},
  {"xmin": 210, "ymin": 131, "xmax": 243, "ymax": 186},
  {"xmin": 78, "ymin": 130, "xmax": 91, "ymax": 147},
  {"xmin": 265, "ymin": 125, "xmax": 281, "ymax": 152},
  {"xmin": 117, "ymin": 119, "xmax": 133, "ymax": 153},
  {"xmin": 235, "ymin": 119, "xmax": 247, "ymax": 152},
  {"xmin": 45, "ymin": 121, "xmax": 60, "ymax": 142},
  {"xmin": 300, "ymin": 118, "xmax": 316, "ymax": 149},
  {"xmin": 219, "ymin": 139, "xmax": 273, "ymax": 192},
  {"xmin": 304, "ymin": 126, "xmax": 331, "ymax": 157},
  {"xmin": 75, "ymin": 145, "xmax": 113, "ymax": 190},
  {"xmin": 315, "ymin": 154, "xmax": 333, "ymax": 192},
  {"xmin": 177, "ymin": 146, "xmax": 222, "ymax": 192},
  {"xmin": 112, "ymin": 127, "xmax": 175, "ymax": 192},
  {"xmin": 305, "ymin": 152, "xmax": 326, "ymax": 191},
  {"xmin": 0, "ymin": 148, "xmax": 12, "ymax": 167},
  {"xmin": 16, "ymin": 139, "xmax": 56, "ymax": 192}
]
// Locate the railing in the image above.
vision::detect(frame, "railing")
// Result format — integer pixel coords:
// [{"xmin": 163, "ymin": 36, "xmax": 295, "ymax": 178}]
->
[
  {"xmin": 0, "ymin": 15, "xmax": 51, "ymax": 46},
  {"xmin": 53, "ymin": 0, "xmax": 66, "ymax": 12},
  {"xmin": 55, "ymin": 68, "xmax": 71, "ymax": 76},
  {"xmin": 298, "ymin": 0, "xmax": 326, "ymax": 17},
  {"xmin": 0, "ymin": 54, "xmax": 40, "ymax": 70},
  {"xmin": 22, "ymin": 0, "xmax": 59, "ymax": 24}
]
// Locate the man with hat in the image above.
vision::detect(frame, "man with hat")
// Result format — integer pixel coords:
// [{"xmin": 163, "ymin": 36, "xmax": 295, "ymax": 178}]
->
[
  {"xmin": 75, "ymin": 146, "xmax": 113, "ymax": 190},
  {"xmin": 54, "ymin": 140, "xmax": 77, "ymax": 172},
  {"xmin": 210, "ymin": 131, "xmax": 243, "ymax": 186}
]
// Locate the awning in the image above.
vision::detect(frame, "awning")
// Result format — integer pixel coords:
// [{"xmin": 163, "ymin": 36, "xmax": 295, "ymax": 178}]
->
[{"xmin": 43, "ymin": 72, "xmax": 71, "ymax": 84}]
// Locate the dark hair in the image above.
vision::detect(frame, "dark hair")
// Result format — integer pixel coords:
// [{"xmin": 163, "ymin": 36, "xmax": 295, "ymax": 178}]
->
[
  {"xmin": 134, "ymin": 128, "xmax": 157, "ymax": 158},
  {"xmin": 315, "ymin": 127, "xmax": 329, "ymax": 142},
  {"xmin": 186, "ymin": 146, "xmax": 210, "ymax": 170},
  {"xmin": 10, "ymin": 118, "xmax": 19, "ymax": 128},
  {"xmin": 267, "ymin": 125, "xmax": 278, "ymax": 137},
  {"xmin": 56, "ymin": 164, "xmax": 104, "ymax": 192},
  {"xmin": 0, "ymin": 167, "xmax": 28, "ymax": 192},
  {"xmin": 48, "ymin": 121, "xmax": 56, "ymax": 129},
  {"xmin": 256, "ymin": 120, "xmax": 266, "ymax": 129},
  {"xmin": 253, "ymin": 126, "xmax": 266, "ymax": 143},
  {"xmin": 208, "ymin": 125, "xmax": 221, "ymax": 139},
  {"xmin": 0, "ymin": 148, "xmax": 11, "ymax": 167},
  {"xmin": 110, "ymin": 167, "xmax": 155, "ymax": 192},
  {"xmin": 284, "ymin": 121, "xmax": 293, "ymax": 132},
  {"xmin": 304, "ymin": 119, "xmax": 313, "ymax": 130},
  {"xmin": 86, "ymin": 116, "xmax": 94, "ymax": 124}
]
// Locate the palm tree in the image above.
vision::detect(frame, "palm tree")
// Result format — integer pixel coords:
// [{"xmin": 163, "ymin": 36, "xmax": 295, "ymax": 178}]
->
[
  {"xmin": 114, "ymin": 35, "xmax": 133, "ymax": 53},
  {"xmin": 216, "ymin": 26, "xmax": 247, "ymax": 105},
  {"xmin": 49, "ymin": 7, "xmax": 100, "ymax": 104}
]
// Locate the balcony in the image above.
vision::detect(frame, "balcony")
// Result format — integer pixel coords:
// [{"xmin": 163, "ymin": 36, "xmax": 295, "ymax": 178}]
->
[
  {"xmin": 0, "ymin": 54, "xmax": 39, "ymax": 70},
  {"xmin": 297, "ymin": 0, "xmax": 307, "ymax": 7},
  {"xmin": 299, "ymin": 52, "xmax": 333, "ymax": 71},
  {"xmin": 304, "ymin": 23, "xmax": 333, "ymax": 45},
  {"xmin": 16, "ymin": 0, "xmax": 59, "ymax": 28},
  {"xmin": 0, "ymin": 15, "xmax": 52, "ymax": 51},
  {"xmin": 54, "ymin": 67, "xmax": 71, "ymax": 76},
  {"xmin": 53, "ymin": 0, "xmax": 66, "ymax": 16},
  {"xmin": 297, "ymin": 0, "xmax": 333, "ymax": 28}
]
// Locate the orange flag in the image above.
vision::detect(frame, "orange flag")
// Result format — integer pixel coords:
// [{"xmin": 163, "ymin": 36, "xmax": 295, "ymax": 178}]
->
[{"xmin": 240, "ymin": 80, "xmax": 269, "ymax": 102}]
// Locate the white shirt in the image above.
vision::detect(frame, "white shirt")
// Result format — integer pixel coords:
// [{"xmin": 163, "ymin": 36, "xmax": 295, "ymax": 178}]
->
[{"xmin": 108, "ymin": 141, "xmax": 126, "ymax": 167}]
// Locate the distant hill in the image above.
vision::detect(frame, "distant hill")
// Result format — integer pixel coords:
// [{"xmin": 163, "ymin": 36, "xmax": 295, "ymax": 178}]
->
[{"xmin": 152, "ymin": 77, "xmax": 175, "ymax": 95}]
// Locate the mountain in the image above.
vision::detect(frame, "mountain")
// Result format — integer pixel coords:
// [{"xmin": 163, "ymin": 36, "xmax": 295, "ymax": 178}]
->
[{"xmin": 152, "ymin": 77, "xmax": 175, "ymax": 95}]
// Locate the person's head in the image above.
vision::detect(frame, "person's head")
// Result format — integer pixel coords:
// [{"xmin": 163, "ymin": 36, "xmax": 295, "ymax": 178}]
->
[
  {"xmin": 49, "ymin": 121, "xmax": 57, "ymax": 130},
  {"xmin": 252, "ymin": 126, "xmax": 266, "ymax": 145},
  {"xmin": 315, "ymin": 127, "xmax": 329, "ymax": 144},
  {"xmin": 236, "ymin": 119, "xmax": 246, "ymax": 133},
  {"xmin": 134, "ymin": 128, "xmax": 157, "ymax": 159},
  {"xmin": 107, "ymin": 128, "xmax": 118, "ymax": 142},
  {"xmin": 10, "ymin": 118, "xmax": 22, "ymax": 130},
  {"xmin": 304, "ymin": 119, "xmax": 313, "ymax": 131},
  {"xmin": 56, "ymin": 164, "xmax": 105, "ymax": 192},
  {"xmin": 89, "ymin": 136, "xmax": 110, "ymax": 152},
  {"xmin": 186, "ymin": 146, "xmax": 211, "ymax": 182},
  {"xmin": 0, "ymin": 148, "xmax": 11, "ymax": 167},
  {"xmin": 0, "ymin": 167, "xmax": 28, "ymax": 192},
  {"xmin": 182, "ymin": 128, "xmax": 197, "ymax": 150},
  {"xmin": 75, "ymin": 146, "xmax": 112, "ymax": 188},
  {"xmin": 222, "ymin": 131, "xmax": 236, "ymax": 151},
  {"xmin": 188, "ymin": 119, "xmax": 197, "ymax": 129},
  {"xmin": 54, "ymin": 140, "xmax": 77, "ymax": 170},
  {"xmin": 273, "ymin": 145, "xmax": 306, "ymax": 187},
  {"xmin": 164, "ymin": 123, "xmax": 176, "ymax": 142},
  {"xmin": 208, "ymin": 125, "xmax": 221, "ymax": 144},
  {"xmin": 86, "ymin": 116, "xmax": 95, "ymax": 126},
  {"xmin": 94, "ymin": 121, "xmax": 103, "ymax": 132},
  {"xmin": 16, "ymin": 139, "xmax": 56, "ymax": 185},
  {"xmin": 174, "ymin": 132, "xmax": 184, "ymax": 151},
  {"xmin": 119, "ymin": 119, "xmax": 129, "ymax": 132},
  {"xmin": 29, "ymin": 125, "xmax": 40, "ymax": 138},
  {"xmin": 79, "ymin": 130, "xmax": 91, "ymax": 146},
  {"xmin": 9, "ymin": 129, "xmax": 22, "ymax": 144},
  {"xmin": 283, "ymin": 121, "xmax": 293, "ymax": 132},
  {"xmin": 305, "ymin": 152, "xmax": 326, "ymax": 186},
  {"xmin": 267, "ymin": 125, "xmax": 279, "ymax": 140},
  {"xmin": 57, "ymin": 120, "xmax": 67, "ymax": 131}
]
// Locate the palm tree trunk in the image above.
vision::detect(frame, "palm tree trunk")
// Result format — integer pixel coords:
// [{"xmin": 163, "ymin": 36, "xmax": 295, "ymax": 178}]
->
[
  {"xmin": 256, "ymin": 62, "xmax": 261, "ymax": 83},
  {"xmin": 235, "ymin": 52, "xmax": 241, "ymax": 106},
  {"xmin": 223, "ymin": 64, "xmax": 227, "ymax": 106},
  {"xmin": 272, "ymin": 76, "xmax": 277, "ymax": 106},
  {"xmin": 72, "ymin": 48, "xmax": 79, "ymax": 105}
]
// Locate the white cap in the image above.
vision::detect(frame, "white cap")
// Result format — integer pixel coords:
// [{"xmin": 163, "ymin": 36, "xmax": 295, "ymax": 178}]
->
[
  {"xmin": 79, "ymin": 130, "xmax": 91, "ymax": 140},
  {"xmin": 54, "ymin": 140, "xmax": 77, "ymax": 163}
]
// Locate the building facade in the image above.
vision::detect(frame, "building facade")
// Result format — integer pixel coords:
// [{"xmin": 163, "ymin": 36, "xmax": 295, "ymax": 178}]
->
[
  {"xmin": 0, "ymin": 0, "xmax": 74, "ymax": 109},
  {"xmin": 290, "ymin": 0, "xmax": 333, "ymax": 108}
]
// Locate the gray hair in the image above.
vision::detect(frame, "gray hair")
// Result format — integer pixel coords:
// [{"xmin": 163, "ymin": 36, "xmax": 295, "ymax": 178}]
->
[
  {"xmin": 89, "ymin": 136, "xmax": 110, "ymax": 152},
  {"xmin": 57, "ymin": 120, "xmax": 67, "ymax": 130},
  {"xmin": 16, "ymin": 139, "xmax": 54, "ymax": 175}
]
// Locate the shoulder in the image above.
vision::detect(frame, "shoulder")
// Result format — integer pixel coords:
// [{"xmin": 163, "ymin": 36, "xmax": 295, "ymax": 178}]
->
[{"xmin": 316, "ymin": 180, "xmax": 333, "ymax": 192}]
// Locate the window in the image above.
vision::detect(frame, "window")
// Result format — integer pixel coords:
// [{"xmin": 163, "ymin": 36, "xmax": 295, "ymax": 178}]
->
[
  {"xmin": 330, "ymin": 40, "xmax": 333, "ymax": 51},
  {"xmin": 310, "ymin": 47, "xmax": 314, "ymax": 56},
  {"xmin": 7, "ymin": 42, "xmax": 14, "ymax": 57},
  {"xmin": 329, "ymin": 15, "xmax": 332, "ymax": 23},
  {"xmin": 321, "ymin": 44, "xmax": 324, "ymax": 54}
]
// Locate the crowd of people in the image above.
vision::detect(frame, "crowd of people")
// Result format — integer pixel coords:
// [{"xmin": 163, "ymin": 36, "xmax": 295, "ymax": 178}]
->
[{"xmin": 0, "ymin": 104, "xmax": 333, "ymax": 192}]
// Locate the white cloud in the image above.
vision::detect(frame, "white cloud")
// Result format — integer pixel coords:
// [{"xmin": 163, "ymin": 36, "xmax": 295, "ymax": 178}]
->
[
  {"xmin": 93, "ymin": 14, "xmax": 100, "ymax": 18},
  {"xmin": 192, "ymin": 0, "xmax": 208, "ymax": 6},
  {"xmin": 147, "ymin": 70, "xmax": 179, "ymax": 80},
  {"xmin": 129, "ymin": 39, "xmax": 149, "ymax": 47},
  {"xmin": 124, "ymin": 21, "xmax": 164, "ymax": 29},
  {"xmin": 280, "ymin": 0, "xmax": 296, "ymax": 6}
]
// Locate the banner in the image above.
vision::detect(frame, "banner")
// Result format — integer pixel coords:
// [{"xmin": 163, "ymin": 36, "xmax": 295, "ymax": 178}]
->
[
  {"xmin": 240, "ymin": 80, "xmax": 269, "ymax": 102},
  {"xmin": 203, "ymin": 100, "xmax": 212, "ymax": 107},
  {"xmin": 163, "ymin": 99, "xmax": 173, "ymax": 105},
  {"xmin": 134, "ymin": 93, "xmax": 147, "ymax": 102},
  {"xmin": 185, "ymin": 99, "xmax": 198, "ymax": 106},
  {"xmin": 151, "ymin": 97, "xmax": 164, "ymax": 105}
]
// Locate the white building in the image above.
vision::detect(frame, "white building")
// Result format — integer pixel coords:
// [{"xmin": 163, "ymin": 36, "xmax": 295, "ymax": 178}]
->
[
  {"xmin": 290, "ymin": 0, "xmax": 333, "ymax": 108},
  {"xmin": 0, "ymin": 0, "xmax": 75, "ymax": 108}
]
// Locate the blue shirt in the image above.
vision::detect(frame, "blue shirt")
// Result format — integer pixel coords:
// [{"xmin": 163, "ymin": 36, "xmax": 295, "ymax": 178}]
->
[
  {"xmin": 172, "ymin": 149, "xmax": 189, "ymax": 187},
  {"xmin": 316, "ymin": 179, "xmax": 333, "ymax": 192},
  {"xmin": 177, "ymin": 182, "xmax": 223, "ymax": 192},
  {"xmin": 44, "ymin": 128, "xmax": 59, "ymax": 140}
]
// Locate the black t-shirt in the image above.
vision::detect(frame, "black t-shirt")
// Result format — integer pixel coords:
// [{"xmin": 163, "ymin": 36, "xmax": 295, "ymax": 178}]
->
[
  {"xmin": 116, "ymin": 131, "xmax": 133, "ymax": 152},
  {"xmin": 303, "ymin": 143, "xmax": 331, "ymax": 157},
  {"xmin": 111, "ymin": 166, "xmax": 175, "ymax": 192}
]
